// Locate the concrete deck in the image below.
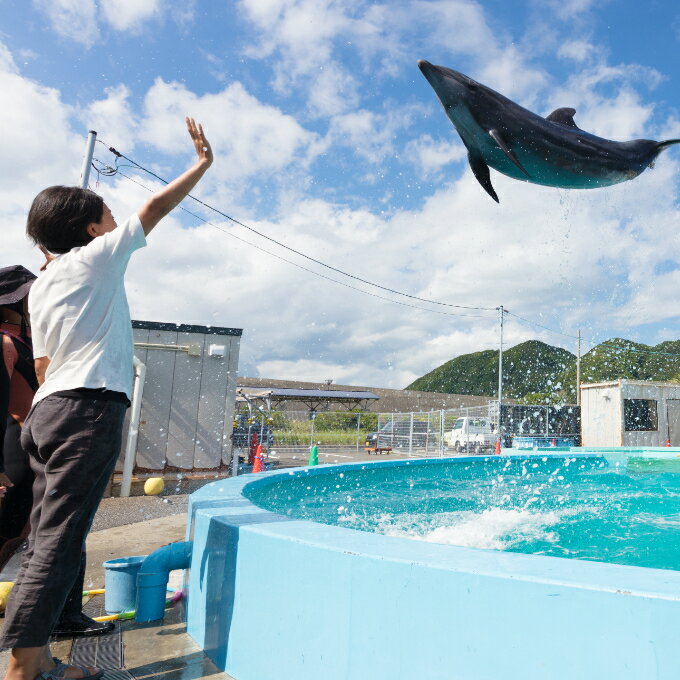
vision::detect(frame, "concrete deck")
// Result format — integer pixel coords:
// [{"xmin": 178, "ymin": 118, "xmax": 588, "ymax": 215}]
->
[{"xmin": 0, "ymin": 492, "xmax": 234, "ymax": 680}]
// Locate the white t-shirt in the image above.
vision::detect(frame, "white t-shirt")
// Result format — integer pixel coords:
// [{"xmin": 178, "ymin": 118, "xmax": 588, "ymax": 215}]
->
[{"xmin": 29, "ymin": 214, "xmax": 146, "ymax": 404}]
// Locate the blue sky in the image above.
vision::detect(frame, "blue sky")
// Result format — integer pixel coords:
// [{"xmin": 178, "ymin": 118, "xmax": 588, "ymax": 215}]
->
[{"xmin": 2, "ymin": 0, "xmax": 680, "ymax": 390}]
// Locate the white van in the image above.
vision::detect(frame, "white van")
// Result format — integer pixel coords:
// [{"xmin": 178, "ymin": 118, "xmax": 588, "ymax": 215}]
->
[{"xmin": 443, "ymin": 417, "xmax": 496, "ymax": 453}]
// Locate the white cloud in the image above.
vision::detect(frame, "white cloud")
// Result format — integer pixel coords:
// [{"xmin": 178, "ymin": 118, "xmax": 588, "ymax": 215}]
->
[
  {"xmin": 558, "ymin": 40, "xmax": 598, "ymax": 63},
  {"xmin": 138, "ymin": 78, "xmax": 323, "ymax": 184},
  {"xmin": 404, "ymin": 135, "xmax": 467, "ymax": 178},
  {"xmin": 34, "ymin": 0, "xmax": 181, "ymax": 44},
  {"xmin": 81, "ymin": 84, "xmax": 138, "ymax": 152},
  {"xmin": 99, "ymin": 0, "xmax": 161, "ymax": 31},
  {"xmin": 327, "ymin": 106, "xmax": 419, "ymax": 164},
  {"xmin": 3, "ymin": 18, "xmax": 680, "ymax": 393},
  {"xmin": 33, "ymin": 0, "xmax": 99, "ymax": 48}
]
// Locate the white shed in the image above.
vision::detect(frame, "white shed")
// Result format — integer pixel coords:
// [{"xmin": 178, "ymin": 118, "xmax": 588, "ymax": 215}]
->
[{"xmin": 580, "ymin": 379, "xmax": 680, "ymax": 447}]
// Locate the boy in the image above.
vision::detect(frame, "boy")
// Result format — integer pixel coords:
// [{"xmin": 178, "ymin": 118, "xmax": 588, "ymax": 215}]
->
[{"xmin": 1, "ymin": 117, "xmax": 212, "ymax": 680}]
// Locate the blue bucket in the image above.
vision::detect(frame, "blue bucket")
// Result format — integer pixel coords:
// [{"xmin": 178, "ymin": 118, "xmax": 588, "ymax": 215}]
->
[{"xmin": 103, "ymin": 555, "xmax": 147, "ymax": 614}]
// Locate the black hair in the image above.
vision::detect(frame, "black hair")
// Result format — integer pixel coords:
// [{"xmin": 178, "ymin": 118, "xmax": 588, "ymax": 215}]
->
[{"xmin": 26, "ymin": 186, "xmax": 104, "ymax": 254}]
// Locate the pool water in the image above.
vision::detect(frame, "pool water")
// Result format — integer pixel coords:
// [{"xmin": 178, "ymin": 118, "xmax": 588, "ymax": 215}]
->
[{"xmin": 244, "ymin": 456, "xmax": 680, "ymax": 571}]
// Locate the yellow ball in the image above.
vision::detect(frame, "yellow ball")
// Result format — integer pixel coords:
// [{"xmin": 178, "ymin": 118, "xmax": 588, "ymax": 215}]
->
[
  {"xmin": 0, "ymin": 582, "xmax": 14, "ymax": 612},
  {"xmin": 144, "ymin": 477, "xmax": 165, "ymax": 496}
]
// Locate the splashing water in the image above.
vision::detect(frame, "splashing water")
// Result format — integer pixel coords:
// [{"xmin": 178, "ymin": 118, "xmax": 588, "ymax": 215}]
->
[{"xmin": 244, "ymin": 456, "xmax": 680, "ymax": 571}]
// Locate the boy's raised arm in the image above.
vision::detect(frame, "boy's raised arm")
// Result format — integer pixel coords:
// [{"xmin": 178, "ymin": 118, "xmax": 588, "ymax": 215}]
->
[{"xmin": 138, "ymin": 117, "xmax": 213, "ymax": 235}]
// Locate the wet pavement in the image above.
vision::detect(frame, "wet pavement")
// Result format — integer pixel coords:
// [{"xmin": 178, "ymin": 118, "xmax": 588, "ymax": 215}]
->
[{"xmin": 0, "ymin": 479, "xmax": 234, "ymax": 680}]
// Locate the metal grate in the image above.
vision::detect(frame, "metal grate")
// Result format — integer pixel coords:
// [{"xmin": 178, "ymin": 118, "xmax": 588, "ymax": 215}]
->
[{"xmin": 67, "ymin": 596, "xmax": 135, "ymax": 680}]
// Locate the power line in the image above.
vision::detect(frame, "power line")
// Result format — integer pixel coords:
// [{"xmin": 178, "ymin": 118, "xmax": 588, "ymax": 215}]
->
[
  {"xmin": 93, "ymin": 144, "xmax": 680, "ymax": 360},
  {"xmin": 93, "ymin": 159, "xmax": 495, "ymax": 320},
  {"xmin": 95, "ymin": 140, "xmax": 495, "ymax": 312}
]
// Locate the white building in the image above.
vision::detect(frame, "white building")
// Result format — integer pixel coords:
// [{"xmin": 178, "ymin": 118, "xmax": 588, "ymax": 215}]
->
[{"xmin": 580, "ymin": 380, "xmax": 680, "ymax": 447}]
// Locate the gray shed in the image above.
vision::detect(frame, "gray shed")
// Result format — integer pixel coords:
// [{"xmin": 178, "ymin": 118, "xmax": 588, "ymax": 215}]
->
[
  {"xmin": 118, "ymin": 320, "xmax": 242, "ymax": 472},
  {"xmin": 580, "ymin": 379, "xmax": 680, "ymax": 447}
]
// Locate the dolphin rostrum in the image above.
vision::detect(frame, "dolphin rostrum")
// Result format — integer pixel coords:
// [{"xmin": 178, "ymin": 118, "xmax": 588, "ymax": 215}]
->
[{"xmin": 418, "ymin": 60, "xmax": 680, "ymax": 202}]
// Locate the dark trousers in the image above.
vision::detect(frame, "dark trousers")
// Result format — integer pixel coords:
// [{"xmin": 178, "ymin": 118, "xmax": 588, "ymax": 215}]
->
[{"xmin": 0, "ymin": 394, "xmax": 126, "ymax": 648}]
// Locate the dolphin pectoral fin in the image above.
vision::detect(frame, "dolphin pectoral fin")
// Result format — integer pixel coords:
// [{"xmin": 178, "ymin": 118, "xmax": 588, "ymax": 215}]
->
[
  {"xmin": 546, "ymin": 107, "xmax": 580, "ymax": 129},
  {"xmin": 488, "ymin": 129, "xmax": 530, "ymax": 178},
  {"xmin": 468, "ymin": 152, "xmax": 499, "ymax": 203}
]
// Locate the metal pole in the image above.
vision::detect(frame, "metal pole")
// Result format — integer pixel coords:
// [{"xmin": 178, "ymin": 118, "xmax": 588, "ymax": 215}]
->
[
  {"xmin": 497, "ymin": 305, "xmax": 504, "ymax": 445},
  {"xmin": 576, "ymin": 329, "xmax": 582, "ymax": 406},
  {"xmin": 440, "ymin": 409, "xmax": 444, "ymax": 457},
  {"xmin": 79, "ymin": 130, "xmax": 97, "ymax": 188},
  {"xmin": 356, "ymin": 413, "xmax": 361, "ymax": 453},
  {"xmin": 120, "ymin": 357, "xmax": 146, "ymax": 496}
]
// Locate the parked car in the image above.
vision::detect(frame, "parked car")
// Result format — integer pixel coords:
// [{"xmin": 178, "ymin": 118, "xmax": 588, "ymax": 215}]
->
[
  {"xmin": 365, "ymin": 419, "xmax": 437, "ymax": 452},
  {"xmin": 443, "ymin": 417, "xmax": 496, "ymax": 453},
  {"xmin": 231, "ymin": 414, "xmax": 274, "ymax": 448}
]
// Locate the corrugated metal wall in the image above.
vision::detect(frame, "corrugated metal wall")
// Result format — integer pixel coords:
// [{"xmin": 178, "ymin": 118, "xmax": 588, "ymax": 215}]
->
[{"xmin": 118, "ymin": 321, "xmax": 241, "ymax": 472}]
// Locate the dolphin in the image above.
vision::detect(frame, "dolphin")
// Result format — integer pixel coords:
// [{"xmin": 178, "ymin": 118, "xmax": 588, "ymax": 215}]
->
[{"xmin": 418, "ymin": 60, "xmax": 680, "ymax": 202}]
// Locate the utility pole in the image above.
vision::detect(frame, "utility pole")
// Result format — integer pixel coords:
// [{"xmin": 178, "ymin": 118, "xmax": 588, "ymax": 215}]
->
[
  {"xmin": 576, "ymin": 329, "xmax": 581, "ymax": 406},
  {"xmin": 497, "ymin": 305, "xmax": 505, "ymax": 446},
  {"xmin": 79, "ymin": 130, "xmax": 97, "ymax": 188}
]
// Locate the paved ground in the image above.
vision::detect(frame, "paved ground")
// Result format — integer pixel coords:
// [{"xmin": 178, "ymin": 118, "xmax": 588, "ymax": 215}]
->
[
  {"xmin": 0, "ymin": 477, "xmax": 222, "ymax": 679},
  {"xmin": 0, "ymin": 451, "xmax": 449, "ymax": 679}
]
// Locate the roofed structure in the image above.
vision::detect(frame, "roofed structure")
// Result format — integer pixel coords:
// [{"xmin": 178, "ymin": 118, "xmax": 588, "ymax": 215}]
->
[
  {"xmin": 236, "ymin": 386, "xmax": 379, "ymax": 412},
  {"xmin": 237, "ymin": 377, "xmax": 489, "ymax": 413}
]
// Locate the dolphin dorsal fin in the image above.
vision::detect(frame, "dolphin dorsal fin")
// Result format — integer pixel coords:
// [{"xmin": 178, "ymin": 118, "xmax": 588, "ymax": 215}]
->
[{"xmin": 546, "ymin": 107, "xmax": 579, "ymax": 128}]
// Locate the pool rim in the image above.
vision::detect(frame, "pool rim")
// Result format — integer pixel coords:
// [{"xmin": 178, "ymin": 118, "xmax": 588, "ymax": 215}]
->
[{"xmin": 187, "ymin": 451, "xmax": 680, "ymax": 602}]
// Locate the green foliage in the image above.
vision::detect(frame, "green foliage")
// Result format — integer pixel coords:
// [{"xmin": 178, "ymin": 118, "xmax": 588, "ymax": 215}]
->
[
  {"xmin": 521, "ymin": 392, "xmax": 564, "ymax": 405},
  {"xmin": 406, "ymin": 340, "xmax": 574, "ymax": 399},
  {"xmin": 270, "ymin": 410, "xmax": 378, "ymax": 446},
  {"xmin": 559, "ymin": 338, "xmax": 680, "ymax": 401},
  {"xmin": 407, "ymin": 337, "xmax": 680, "ymax": 403}
]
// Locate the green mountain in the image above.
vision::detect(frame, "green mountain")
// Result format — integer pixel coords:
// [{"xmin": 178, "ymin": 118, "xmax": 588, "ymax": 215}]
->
[
  {"xmin": 407, "ymin": 338, "xmax": 680, "ymax": 403},
  {"xmin": 559, "ymin": 338, "xmax": 680, "ymax": 401},
  {"xmin": 406, "ymin": 340, "xmax": 575, "ymax": 400}
]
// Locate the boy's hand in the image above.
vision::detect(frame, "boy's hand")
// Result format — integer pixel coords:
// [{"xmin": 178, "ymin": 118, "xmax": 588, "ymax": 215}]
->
[
  {"xmin": 186, "ymin": 117, "xmax": 213, "ymax": 167},
  {"xmin": 138, "ymin": 117, "xmax": 214, "ymax": 235}
]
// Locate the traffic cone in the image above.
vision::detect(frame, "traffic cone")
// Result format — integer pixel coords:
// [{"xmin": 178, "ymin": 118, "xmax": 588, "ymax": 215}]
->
[
  {"xmin": 551, "ymin": 438, "xmax": 557, "ymax": 447},
  {"xmin": 494, "ymin": 439, "xmax": 501, "ymax": 455},
  {"xmin": 308, "ymin": 444, "xmax": 319, "ymax": 466},
  {"xmin": 252, "ymin": 444, "xmax": 264, "ymax": 473},
  {"xmin": 665, "ymin": 439, "xmax": 671, "ymax": 447}
]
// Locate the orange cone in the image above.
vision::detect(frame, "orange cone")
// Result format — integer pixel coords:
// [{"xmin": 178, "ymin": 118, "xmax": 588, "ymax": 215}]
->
[
  {"xmin": 494, "ymin": 439, "xmax": 501, "ymax": 455},
  {"xmin": 252, "ymin": 444, "xmax": 264, "ymax": 473},
  {"xmin": 665, "ymin": 439, "xmax": 671, "ymax": 447}
]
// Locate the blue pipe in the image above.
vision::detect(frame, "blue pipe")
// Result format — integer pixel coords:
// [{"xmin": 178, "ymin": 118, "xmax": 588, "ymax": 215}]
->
[{"xmin": 135, "ymin": 541, "xmax": 192, "ymax": 622}]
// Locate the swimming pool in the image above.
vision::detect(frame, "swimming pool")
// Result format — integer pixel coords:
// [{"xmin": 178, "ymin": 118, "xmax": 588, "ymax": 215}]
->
[{"xmin": 185, "ymin": 451, "xmax": 680, "ymax": 680}]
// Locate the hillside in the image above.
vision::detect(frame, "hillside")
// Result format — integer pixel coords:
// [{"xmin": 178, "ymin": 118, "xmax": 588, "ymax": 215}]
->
[
  {"xmin": 407, "ymin": 338, "xmax": 680, "ymax": 403},
  {"xmin": 558, "ymin": 338, "xmax": 680, "ymax": 401},
  {"xmin": 406, "ymin": 340, "xmax": 575, "ymax": 399}
]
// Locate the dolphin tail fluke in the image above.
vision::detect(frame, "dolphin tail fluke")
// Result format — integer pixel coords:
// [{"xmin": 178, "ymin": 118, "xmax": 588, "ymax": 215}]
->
[
  {"xmin": 657, "ymin": 139, "xmax": 680, "ymax": 150},
  {"xmin": 468, "ymin": 151, "xmax": 499, "ymax": 203}
]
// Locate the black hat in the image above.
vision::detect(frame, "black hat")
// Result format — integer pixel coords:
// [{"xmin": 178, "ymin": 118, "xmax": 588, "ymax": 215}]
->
[{"xmin": 0, "ymin": 265, "xmax": 37, "ymax": 307}]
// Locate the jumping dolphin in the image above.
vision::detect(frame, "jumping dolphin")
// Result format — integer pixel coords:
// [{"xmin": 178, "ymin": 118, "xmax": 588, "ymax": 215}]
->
[{"xmin": 418, "ymin": 60, "xmax": 680, "ymax": 202}]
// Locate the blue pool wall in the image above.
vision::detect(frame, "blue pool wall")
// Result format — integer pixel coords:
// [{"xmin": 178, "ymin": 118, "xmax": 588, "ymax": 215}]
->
[{"xmin": 185, "ymin": 452, "xmax": 680, "ymax": 680}]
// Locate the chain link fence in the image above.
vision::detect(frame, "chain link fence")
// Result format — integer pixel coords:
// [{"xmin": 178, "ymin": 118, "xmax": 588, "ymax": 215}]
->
[{"xmin": 232, "ymin": 403, "xmax": 580, "ymax": 461}]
